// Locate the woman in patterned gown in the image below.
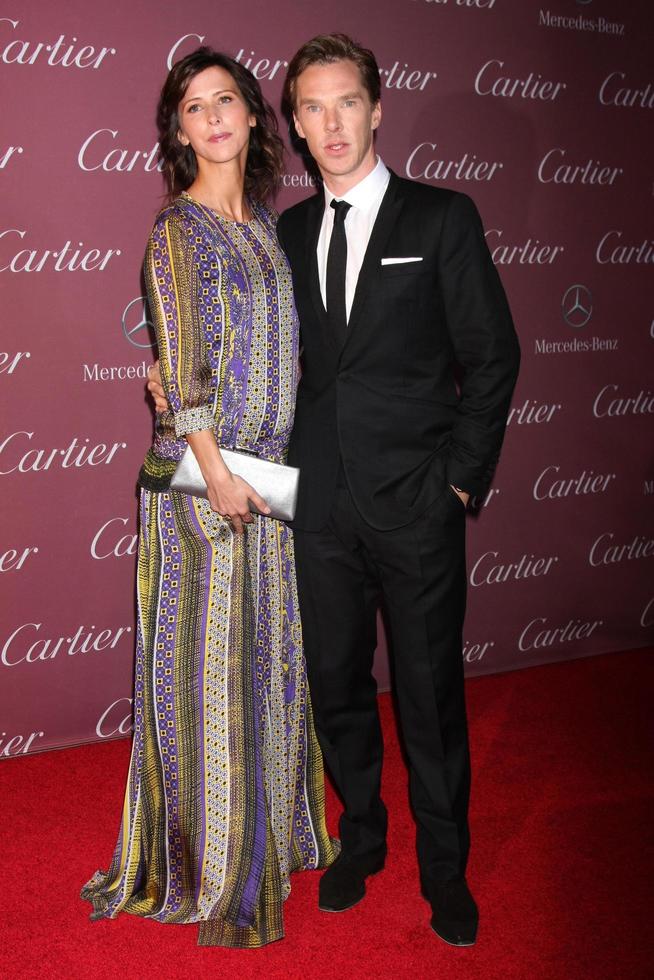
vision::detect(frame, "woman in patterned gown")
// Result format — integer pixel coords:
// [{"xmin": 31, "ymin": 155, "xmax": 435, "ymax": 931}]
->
[{"xmin": 81, "ymin": 47, "xmax": 337, "ymax": 948}]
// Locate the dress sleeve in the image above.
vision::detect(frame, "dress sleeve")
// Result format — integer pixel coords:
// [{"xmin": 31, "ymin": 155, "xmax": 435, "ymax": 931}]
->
[{"xmin": 145, "ymin": 211, "xmax": 215, "ymax": 438}]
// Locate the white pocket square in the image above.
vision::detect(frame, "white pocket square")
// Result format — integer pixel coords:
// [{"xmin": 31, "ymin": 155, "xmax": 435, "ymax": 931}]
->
[{"xmin": 381, "ymin": 256, "xmax": 423, "ymax": 265}]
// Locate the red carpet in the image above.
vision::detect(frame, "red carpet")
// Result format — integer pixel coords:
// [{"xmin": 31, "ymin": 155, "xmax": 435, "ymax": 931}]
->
[{"xmin": 1, "ymin": 649, "xmax": 651, "ymax": 980}]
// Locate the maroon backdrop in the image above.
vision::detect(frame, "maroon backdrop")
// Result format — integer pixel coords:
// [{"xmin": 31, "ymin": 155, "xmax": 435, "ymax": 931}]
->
[{"xmin": 1, "ymin": 0, "xmax": 652, "ymax": 759}]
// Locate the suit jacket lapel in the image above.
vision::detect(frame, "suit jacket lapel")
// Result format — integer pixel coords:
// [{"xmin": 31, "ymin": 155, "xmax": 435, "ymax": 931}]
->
[
  {"xmin": 344, "ymin": 175, "xmax": 404, "ymax": 348},
  {"xmin": 304, "ymin": 194, "xmax": 332, "ymax": 337}
]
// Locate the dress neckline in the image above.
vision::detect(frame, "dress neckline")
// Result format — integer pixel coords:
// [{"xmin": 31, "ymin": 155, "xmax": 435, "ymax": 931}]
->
[{"xmin": 180, "ymin": 191, "xmax": 257, "ymax": 227}]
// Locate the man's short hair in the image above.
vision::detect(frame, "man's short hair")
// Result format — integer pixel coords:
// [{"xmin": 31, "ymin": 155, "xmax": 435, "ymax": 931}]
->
[{"xmin": 283, "ymin": 33, "xmax": 381, "ymax": 113}]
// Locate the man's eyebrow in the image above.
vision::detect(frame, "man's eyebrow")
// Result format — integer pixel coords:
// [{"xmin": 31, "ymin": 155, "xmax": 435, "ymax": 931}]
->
[{"xmin": 298, "ymin": 91, "xmax": 361, "ymax": 105}]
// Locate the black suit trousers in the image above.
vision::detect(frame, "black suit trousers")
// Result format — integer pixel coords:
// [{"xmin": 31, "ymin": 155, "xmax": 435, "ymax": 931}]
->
[{"xmin": 293, "ymin": 480, "xmax": 471, "ymax": 887}]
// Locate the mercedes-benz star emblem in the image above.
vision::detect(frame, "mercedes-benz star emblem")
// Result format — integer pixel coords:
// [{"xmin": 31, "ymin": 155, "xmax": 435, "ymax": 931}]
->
[
  {"xmin": 122, "ymin": 296, "xmax": 155, "ymax": 348},
  {"xmin": 561, "ymin": 284, "xmax": 593, "ymax": 329}
]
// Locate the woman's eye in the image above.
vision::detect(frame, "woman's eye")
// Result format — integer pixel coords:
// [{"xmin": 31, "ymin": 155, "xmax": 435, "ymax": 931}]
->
[
  {"xmin": 218, "ymin": 95, "xmax": 232, "ymax": 104},
  {"xmin": 188, "ymin": 104, "xmax": 201, "ymax": 113}
]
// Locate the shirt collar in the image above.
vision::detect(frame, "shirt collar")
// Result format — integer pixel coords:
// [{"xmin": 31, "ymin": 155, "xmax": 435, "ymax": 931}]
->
[{"xmin": 323, "ymin": 157, "xmax": 390, "ymax": 214}]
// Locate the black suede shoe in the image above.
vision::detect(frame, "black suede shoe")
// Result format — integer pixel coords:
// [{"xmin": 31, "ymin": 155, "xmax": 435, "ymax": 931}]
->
[
  {"xmin": 429, "ymin": 878, "xmax": 479, "ymax": 946},
  {"xmin": 318, "ymin": 848, "xmax": 386, "ymax": 912}
]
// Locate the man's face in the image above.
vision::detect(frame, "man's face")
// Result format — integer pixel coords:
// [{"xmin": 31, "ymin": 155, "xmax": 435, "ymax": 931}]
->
[{"xmin": 293, "ymin": 59, "xmax": 381, "ymax": 192}]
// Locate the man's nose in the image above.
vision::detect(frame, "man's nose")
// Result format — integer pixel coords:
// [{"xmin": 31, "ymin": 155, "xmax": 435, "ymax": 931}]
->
[{"xmin": 324, "ymin": 109, "xmax": 342, "ymax": 132}]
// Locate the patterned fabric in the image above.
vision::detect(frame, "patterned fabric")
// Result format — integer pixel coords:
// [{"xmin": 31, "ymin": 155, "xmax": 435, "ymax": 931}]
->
[{"xmin": 82, "ymin": 195, "xmax": 337, "ymax": 947}]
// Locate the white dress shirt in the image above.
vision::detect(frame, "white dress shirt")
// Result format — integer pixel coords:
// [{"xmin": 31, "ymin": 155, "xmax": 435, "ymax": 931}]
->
[{"xmin": 317, "ymin": 157, "xmax": 391, "ymax": 321}]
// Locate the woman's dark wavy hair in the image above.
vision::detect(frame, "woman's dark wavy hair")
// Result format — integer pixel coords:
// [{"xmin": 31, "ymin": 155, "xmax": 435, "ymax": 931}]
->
[{"xmin": 157, "ymin": 47, "xmax": 284, "ymax": 202}]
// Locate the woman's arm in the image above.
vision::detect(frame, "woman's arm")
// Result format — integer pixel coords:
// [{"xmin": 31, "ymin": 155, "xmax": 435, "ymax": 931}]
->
[{"xmin": 145, "ymin": 214, "xmax": 269, "ymax": 531}]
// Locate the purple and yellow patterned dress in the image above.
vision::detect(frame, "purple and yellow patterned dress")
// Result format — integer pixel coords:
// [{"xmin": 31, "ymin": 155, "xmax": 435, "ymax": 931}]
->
[{"xmin": 81, "ymin": 193, "xmax": 337, "ymax": 947}]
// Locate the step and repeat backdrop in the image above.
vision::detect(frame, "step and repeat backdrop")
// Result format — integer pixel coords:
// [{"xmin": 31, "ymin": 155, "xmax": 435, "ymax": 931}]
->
[{"xmin": 1, "ymin": 0, "xmax": 652, "ymax": 758}]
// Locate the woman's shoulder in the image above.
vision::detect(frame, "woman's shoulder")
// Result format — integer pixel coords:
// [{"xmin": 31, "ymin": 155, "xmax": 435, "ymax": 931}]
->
[{"xmin": 150, "ymin": 195, "xmax": 198, "ymax": 235}]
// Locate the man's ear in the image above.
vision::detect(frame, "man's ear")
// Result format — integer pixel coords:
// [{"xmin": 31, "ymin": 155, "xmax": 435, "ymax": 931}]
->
[
  {"xmin": 371, "ymin": 101, "xmax": 382, "ymax": 131},
  {"xmin": 293, "ymin": 113, "xmax": 306, "ymax": 140}
]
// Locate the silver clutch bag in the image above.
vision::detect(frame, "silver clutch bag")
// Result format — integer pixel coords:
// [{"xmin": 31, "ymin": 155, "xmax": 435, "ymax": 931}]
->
[{"xmin": 170, "ymin": 444, "xmax": 299, "ymax": 522}]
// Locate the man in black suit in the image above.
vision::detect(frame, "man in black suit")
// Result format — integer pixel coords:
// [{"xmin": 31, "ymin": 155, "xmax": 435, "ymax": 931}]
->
[{"xmin": 276, "ymin": 34, "xmax": 520, "ymax": 946}]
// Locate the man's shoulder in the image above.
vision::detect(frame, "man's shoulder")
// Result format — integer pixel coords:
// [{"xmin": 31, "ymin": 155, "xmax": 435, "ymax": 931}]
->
[
  {"xmin": 391, "ymin": 173, "xmax": 476, "ymax": 215},
  {"xmin": 279, "ymin": 193, "xmax": 320, "ymax": 229}
]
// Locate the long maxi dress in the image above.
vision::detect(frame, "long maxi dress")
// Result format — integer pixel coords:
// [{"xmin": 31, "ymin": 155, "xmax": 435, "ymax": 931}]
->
[{"xmin": 81, "ymin": 193, "xmax": 338, "ymax": 948}]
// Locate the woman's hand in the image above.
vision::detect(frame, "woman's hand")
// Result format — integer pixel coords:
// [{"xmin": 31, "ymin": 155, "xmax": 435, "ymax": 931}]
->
[
  {"xmin": 146, "ymin": 361, "xmax": 168, "ymax": 414},
  {"xmin": 205, "ymin": 468, "xmax": 271, "ymax": 535},
  {"xmin": 186, "ymin": 430, "xmax": 270, "ymax": 534},
  {"xmin": 450, "ymin": 485, "xmax": 470, "ymax": 507}
]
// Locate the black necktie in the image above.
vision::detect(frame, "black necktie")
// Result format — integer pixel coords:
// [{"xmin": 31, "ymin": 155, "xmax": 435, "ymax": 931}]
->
[{"xmin": 326, "ymin": 199, "xmax": 352, "ymax": 346}]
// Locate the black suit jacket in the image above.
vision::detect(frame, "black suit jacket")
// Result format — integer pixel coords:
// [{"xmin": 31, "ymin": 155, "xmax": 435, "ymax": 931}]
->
[{"xmin": 277, "ymin": 172, "xmax": 520, "ymax": 532}]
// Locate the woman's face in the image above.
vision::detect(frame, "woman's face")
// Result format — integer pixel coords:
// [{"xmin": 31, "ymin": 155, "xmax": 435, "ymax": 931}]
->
[{"xmin": 177, "ymin": 65, "xmax": 255, "ymax": 173}]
